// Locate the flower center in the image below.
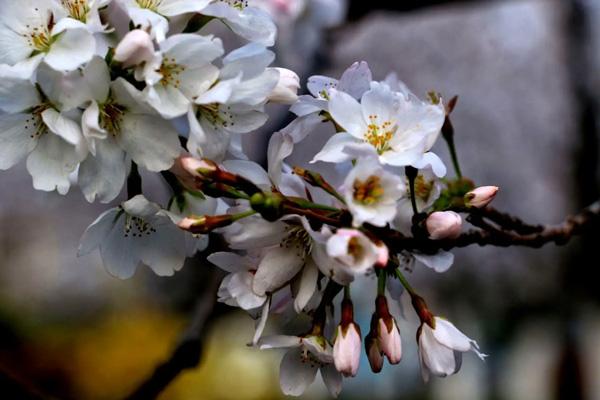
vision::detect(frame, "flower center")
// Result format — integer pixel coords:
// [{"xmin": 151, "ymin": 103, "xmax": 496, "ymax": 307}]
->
[
  {"xmin": 198, "ymin": 104, "xmax": 235, "ymax": 129},
  {"xmin": 99, "ymin": 101, "xmax": 127, "ymax": 136},
  {"xmin": 299, "ymin": 348, "xmax": 324, "ymax": 369},
  {"xmin": 136, "ymin": 0, "xmax": 163, "ymax": 11},
  {"xmin": 23, "ymin": 13, "xmax": 55, "ymax": 54},
  {"xmin": 24, "ymin": 104, "xmax": 51, "ymax": 139},
  {"xmin": 413, "ymin": 174, "xmax": 434, "ymax": 202},
  {"xmin": 347, "ymin": 237, "xmax": 365, "ymax": 261},
  {"xmin": 219, "ymin": 0, "xmax": 249, "ymax": 10},
  {"xmin": 353, "ymin": 175, "xmax": 384, "ymax": 205},
  {"xmin": 158, "ymin": 57, "xmax": 186, "ymax": 88},
  {"xmin": 281, "ymin": 225, "xmax": 312, "ymax": 259},
  {"xmin": 123, "ymin": 214, "xmax": 157, "ymax": 238},
  {"xmin": 61, "ymin": 0, "xmax": 89, "ymax": 22},
  {"xmin": 364, "ymin": 115, "xmax": 394, "ymax": 154}
]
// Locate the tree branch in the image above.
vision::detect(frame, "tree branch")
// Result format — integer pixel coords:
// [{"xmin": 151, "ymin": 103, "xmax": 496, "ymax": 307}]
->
[{"xmin": 381, "ymin": 201, "xmax": 600, "ymax": 255}]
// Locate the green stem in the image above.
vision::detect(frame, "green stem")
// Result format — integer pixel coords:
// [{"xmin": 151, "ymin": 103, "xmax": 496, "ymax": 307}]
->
[
  {"xmin": 288, "ymin": 198, "xmax": 340, "ymax": 212},
  {"xmin": 343, "ymin": 285, "xmax": 351, "ymax": 300},
  {"xmin": 394, "ymin": 268, "xmax": 416, "ymax": 297},
  {"xmin": 446, "ymin": 136, "xmax": 463, "ymax": 178},
  {"xmin": 377, "ymin": 272, "xmax": 387, "ymax": 295},
  {"xmin": 231, "ymin": 209, "xmax": 257, "ymax": 222}
]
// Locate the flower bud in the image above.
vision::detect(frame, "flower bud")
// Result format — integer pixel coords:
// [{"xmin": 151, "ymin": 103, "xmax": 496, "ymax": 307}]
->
[
  {"xmin": 333, "ymin": 299, "xmax": 361, "ymax": 377},
  {"xmin": 465, "ymin": 186, "xmax": 499, "ymax": 208},
  {"xmin": 425, "ymin": 211, "xmax": 462, "ymax": 240},
  {"xmin": 375, "ymin": 242, "xmax": 389, "ymax": 268},
  {"xmin": 365, "ymin": 332, "xmax": 384, "ymax": 373},
  {"xmin": 114, "ymin": 29, "xmax": 155, "ymax": 68},
  {"xmin": 177, "ymin": 214, "xmax": 234, "ymax": 234},
  {"xmin": 268, "ymin": 68, "xmax": 300, "ymax": 104},
  {"xmin": 375, "ymin": 295, "xmax": 402, "ymax": 364},
  {"xmin": 171, "ymin": 155, "xmax": 218, "ymax": 190}
]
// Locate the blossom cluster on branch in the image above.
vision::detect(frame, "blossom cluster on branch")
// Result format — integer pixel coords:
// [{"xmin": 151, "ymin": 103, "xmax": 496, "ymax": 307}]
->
[{"xmin": 2, "ymin": 0, "xmax": 593, "ymax": 398}]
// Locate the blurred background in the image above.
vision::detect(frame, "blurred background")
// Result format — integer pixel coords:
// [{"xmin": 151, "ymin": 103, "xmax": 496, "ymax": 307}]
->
[{"xmin": 0, "ymin": 0, "xmax": 599, "ymax": 399}]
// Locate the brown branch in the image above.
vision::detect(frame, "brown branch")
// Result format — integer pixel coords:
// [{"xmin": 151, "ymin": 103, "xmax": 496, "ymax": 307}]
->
[
  {"xmin": 381, "ymin": 201, "xmax": 600, "ymax": 255},
  {"xmin": 123, "ymin": 267, "xmax": 224, "ymax": 400}
]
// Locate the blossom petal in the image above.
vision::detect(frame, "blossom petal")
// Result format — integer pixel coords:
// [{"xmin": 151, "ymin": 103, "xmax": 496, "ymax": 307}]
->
[
  {"xmin": 328, "ymin": 90, "xmax": 366, "ymax": 139},
  {"xmin": 117, "ymin": 114, "xmax": 181, "ymax": 172},
  {"xmin": 258, "ymin": 335, "xmax": 302, "ymax": 350},
  {"xmin": 44, "ymin": 28, "xmax": 95, "ymax": 71},
  {"xmin": 431, "ymin": 318, "xmax": 473, "ymax": 352},
  {"xmin": 138, "ymin": 218, "xmax": 187, "ymax": 276},
  {"xmin": 252, "ymin": 246, "xmax": 305, "ymax": 296},
  {"xmin": 311, "ymin": 133, "xmax": 358, "ymax": 164},
  {"xmin": 208, "ymin": 252, "xmax": 253, "ymax": 273},
  {"xmin": 414, "ymin": 251, "xmax": 454, "ymax": 273},
  {"xmin": 419, "ymin": 325, "xmax": 456, "ymax": 377},
  {"xmin": 78, "ymin": 208, "xmax": 120, "ymax": 256},
  {"xmin": 338, "ymin": 61, "xmax": 372, "ymax": 99},
  {"xmin": 78, "ymin": 138, "xmax": 127, "ymax": 203},
  {"xmin": 294, "ymin": 259, "xmax": 319, "ymax": 313},
  {"xmin": 320, "ymin": 364, "xmax": 343, "ymax": 398},
  {"xmin": 279, "ymin": 348, "xmax": 318, "ymax": 396},
  {"xmin": 0, "ymin": 113, "xmax": 37, "ymax": 169},
  {"xmin": 26, "ymin": 134, "xmax": 80, "ymax": 195}
]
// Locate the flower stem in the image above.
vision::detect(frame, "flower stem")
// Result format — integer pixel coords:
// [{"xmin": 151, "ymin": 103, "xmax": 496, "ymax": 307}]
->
[
  {"xmin": 231, "ymin": 209, "xmax": 257, "ymax": 222},
  {"xmin": 377, "ymin": 272, "xmax": 387, "ymax": 295},
  {"xmin": 405, "ymin": 166, "xmax": 419, "ymax": 215},
  {"xmin": 445, "ymin": 135, "xmax": 463, "ymax": 179},
  {"xmin": 394, "ymin": 268, "xmax": 416, "ymax": 297},
  {"xmin": 287, "ymin": 197, "xmax": 340, "ymax": 212},
  {"xmin": 343, "ymin": 285, "xmax": 351, "ymax": 300}
]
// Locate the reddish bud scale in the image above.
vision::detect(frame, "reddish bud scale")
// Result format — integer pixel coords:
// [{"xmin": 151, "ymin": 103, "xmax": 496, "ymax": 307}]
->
[
  {"xmin": 375, "ymin": 295, "xmax": 394, "ymax": 331},
  {"xmin": 182, "ymin": 215, "xmax": 234, "ymax": 234},
  {"xmin": 411, "ymin": 295, "xmax": 435, "ymax": 328},
  {"xmin": 340, "ymin": 299, "xmax": 355, "ymax": 329}
]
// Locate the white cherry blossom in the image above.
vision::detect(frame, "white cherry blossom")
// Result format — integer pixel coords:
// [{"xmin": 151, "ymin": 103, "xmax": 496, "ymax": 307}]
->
[
  {"xmin": 0, "ymin": 0, "xmax": 96, "ymax": 71},
  {"xmin": 78, "ymin": 194, "xmax": 187, "ymax": 278}
]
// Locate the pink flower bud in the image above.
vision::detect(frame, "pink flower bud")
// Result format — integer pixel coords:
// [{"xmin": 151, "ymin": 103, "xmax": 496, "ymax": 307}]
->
[
  {"xmin": 333, "ymin": 323, "xmax": 361, "ymax": 377},
  {"xmin": 170, "ymin": 155, "xmax": 218, "ymax": 190},
  {"xmin": 425, "ymin": 211, "xmax": 462, "ymax": 240},
  {"xmin": 378, "ymin": 318, "xmax": 402, "ymax": 364},
  {"xmin": 375, "ymin": 242, "xmax": 389, "ymax": 268},
  {"xmin": 268, "ymin": 68, "xmax": 300, "ymax": 104},
  {"xmin": 114, "ymin": 29, "xmax": 155, "ymax": 68},
  {"xmin": 365, "ymin": 333, "xmax": 384, "ymax": 373},
  {"xmin": 465, "ymin": 186, "xmax": 499, "ymax": 208}
]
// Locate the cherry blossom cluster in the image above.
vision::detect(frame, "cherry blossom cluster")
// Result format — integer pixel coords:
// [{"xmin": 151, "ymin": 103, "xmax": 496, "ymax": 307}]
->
[{"xmin": 0, "ymin": 0, "xmax": 500, "ymax": 397}]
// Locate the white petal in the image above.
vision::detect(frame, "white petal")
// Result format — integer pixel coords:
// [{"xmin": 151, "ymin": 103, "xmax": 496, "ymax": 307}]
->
[
  {"xmin": 412, "ymin": 152, "xmax": 447, "ymax": 178},
  {"xmin": 78, "ymin": 138, "xmax": 126, "ymax": 203},
  {"xmin": 162, "ymin": 33, "xmax": 223, "ymax": 67},
  {"xmin": 227, "ymin": 272, "xmax": 266, "ymax": 310},
  {"xmin": 41, "ymin": 109, "xmax": 82, "ymax": 146},
  {"xmin": 207, "ymin": 252, "xmax": 252, "ymax": 273},
  {"xmin": 117, "ymin": 114, "xmax": 181, "ymax": 172},
  {"xmin": 222, "ymin": 160, "xmax": 270, "ymax": 188},
  {"xmin": 122, "ymin": 195, "xmax": 161, "ymax": 217},
  {"xmin": 0, "ymin": 73, "xmax": 40, "ymax": 113},
  {"xmin": 252, "ymin": 246, "xmax": 305, "ymax": 296},
  {"xmin": 320, "ymin": 364, "xmax": 342, "ymax": 398},
  {"xmin": 419, "ymin": 325, "xmax": 456, "ymax": 377},
  {"xmin": 224, "ymin": 217, "xmax": 286, "ymax": 249},
  {"xmin": 203, "ymin": 5, "xmax": 276, "ymax": 46},
  {"xmin": 44, "ymin": 29, "xmax": 95, "ymax": 71},
  {"xmin": 100, "ymin": 217, "xmax": 142, "ymax": 279},
  {"xmin": 279, "ymin": 348, "xmax": 318, "ymax": 396},
  {"xmin": 78, "ymin": 208, "xmax": 120, "ymax": 256},
  {"xmin": 139, "ymin": 219, "xmax": 187, "ymax": 276},
  {"xmin": 0, "ymin": 113, "xmax": 37, "ymax": 169},
  {"xmin": 328, "ymin": 90, "xmax": 366, "ymax": 139},
  {"xmin": 294, "ymin": 259, "xmax": 319, "ymax": 313},
  {"xmin": 432, "ymin": 318, "xmax": 473, "ymax": 352},
  {"xmin": 258, "ymin": 335, "xmax": 302, "ymax": 350},
  {"xmin": 311, "ymin": 133, "xmax": 358, "ymax": 164},
  {"xmin": 414, "ymin": 251, "xmax": 455, "ymax": 273},
  {"xmin": 158, "ymin": 0, "xmax": 212, "ymax": 16},
  {"xmin": 361, "ymin": 82, "xmax": 397, "ymax": 124},
  {"xmin": 145, "ymin": 85, "xmax": 190, "ymax": 119},
  {"xmin": 251, "ymin": 297, "xmax": 271, "ymax": 345},
  {"xmin": 337, "ymin": 61, "xmax": 372, "ymax": 99},
  {"xmin": 26, "ymin": 134, "xmax": 80, "ymax": 194},
  {"xmin": 307, "ymin": 75, "xmax": 338, "ymax": 99}
]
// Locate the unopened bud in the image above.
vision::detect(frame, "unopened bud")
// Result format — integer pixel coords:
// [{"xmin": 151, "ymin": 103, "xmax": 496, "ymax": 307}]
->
[
  {"xmin": 375, "ymin": 243, "xmax": 389, "ymax": 268},
  {"xmin": 177, "ymin": 214, "xmax": 233, "ymax": 234},
  {"xmin": 465, "ymin": 186, "xmax": 499, "ymax": 208},
  {"xmin": 268, "ymin": 68, "xmax": 300, "ymax": 104},
  {"xmin": 411, "ymin": 294, "xmax": 435, "ymax": 328},
  {"xmin": 365, "ymin": 332, "xmax": 384, "ymax": 373},
  {"xmin": 374, "ymin": 295, "xmax": 402, "ymax": 364},
  {"xmin": 114, "ymin": 29, "xmax": 155, "ymax": 68},
  {"xmin": 333, "ymin": 299, "xmax": 361, "ymax": 377},
  {"xmin": 425, "ymin": 211, "xmax": 462, "ymax": 240},
  {"xmin": 250, "ymin": 192, "xmax": 284, "ymax": 221},
  {"xmin": 171, "ymin": 155, "xmax": 218, "ymax": 190}
]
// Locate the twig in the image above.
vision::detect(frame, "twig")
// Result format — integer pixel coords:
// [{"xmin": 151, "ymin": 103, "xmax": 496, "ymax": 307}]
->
[{"xmin": 382, "ymin": 201, "xmax": 600, "ymax": 255}]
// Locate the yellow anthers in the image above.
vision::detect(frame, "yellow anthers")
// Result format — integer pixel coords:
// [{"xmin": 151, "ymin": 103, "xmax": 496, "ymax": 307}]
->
[
  {"xmin": 136, "ymin": 0, "xmax": 163, "ymax": 11},
  {"xmin": 364, "ymin": 115, "xmax": 394, "ymax": 154},
  {"xmin": 281, "ymin": 225, "xmax": 313, "ymax": 258},
  {"xmin": 353, "ymin": 175, "xmax": 384, "ymax": 205},
  {"xmin": 158, "ymin": 57, "xmax": 186, "ymax": 88},
  {"xmin": 198, "ymin": 103, "xmax": 235, "ymax": 129},
  {"xmin": 24, "ymin": 104, "xmax": 51, "ymax": 139},
  {"xmin": 99, "ymin": 102, "xmax": 127, "ymax": 136},
  {"xmin": 219, "ymin": 0, "xmax": 249, "ymax": 10},
  {"xmin": 414, "ymin": 174, "xmax": 434, "ymax": 202},
  {"xmin": 23, "ymin": 25, "xmax": 52, "ymax": 53},
  {"xmin": 347, "ymin": 237, "xmax": 364, "ymax": 261},
  {"xmin": 61, "ymin": 0, "xmax": 90, "ymax": 22}
]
